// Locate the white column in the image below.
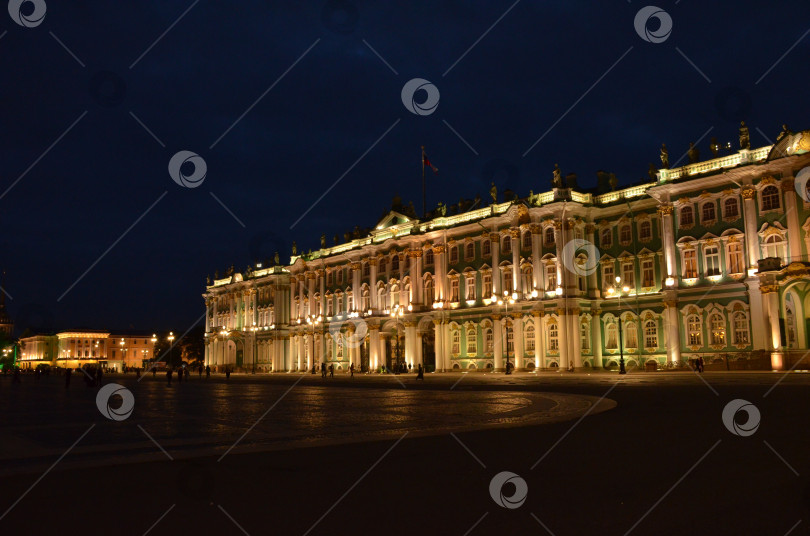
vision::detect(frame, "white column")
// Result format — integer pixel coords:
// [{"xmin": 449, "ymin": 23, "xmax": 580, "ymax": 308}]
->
[
  {"xmin": 531, "ymin": 225, "xmax": 542, "ymax": 291},
  {"xmin": 512, "ymin": 314, "xmax": 524, "ymax": 369},
  {"xmin": 533, "ymin": 313, "xmax": 543, "ymax": 369},
  {"xmin": 586, "ymin": 224, "xmax": 599, "ymax": 298},
  {"xmin": 319, "ymin": 270, "xmax": 326, "ymax": 316},
  {"xmin": 742, "ymin": 188, "xmax": 760, "ymax": 269},
  {"xmin": 783, "ymin": 178, "xmax": 802, "ymax": 261},
  {"xmin": 493, "ymin": 316, "xmax": 503, "ymax": 371},
  {"xmin": 659, "ymin": 205, "xmax": 677, "ymax": 281},
  {"xmin": 416, "ymin": 333, "xmax": 423, "ymax": 366},
  {"xmin": 370, "ymin": 327, "xmax": 380, "ymax": 370},
  {"xmin": 591, "ymin": 311, "xmax": 602, "ymax": 368},
  {"xmin": 413, "ymin": 252, "xmax": 423, "ymax": 306},
  {"xmin": 491, "ymin": 233, "xmax": 501, "ymax": 295},
  {"xmin": 405, "ymin": 322, "xmax": 417, "ymax": 369},
  {"xmin": 351, "ymin": 263, "xmax": 361, "ymax": 312},
  {"xmin": 308, "ymin": 273, "xmax": 316, "ymax": 317},
  {"xmin": 369, "ymin": 262, "xmax": 378, "ymax": 310},
  {"xmin": 747, "ymin": 278, "xmax": 768, "ymax": 350},
  {"xmin": 433, "ymin": 320, "xmax": 443, "ymax": 371},
  {"xmin": 510, "ymin": 228, "xmax": 520, "ymax": 293},
  {"xmin": 663, "ymin": 298, "xmax": 681, "ymax": 364},
  {"xmin": 571, "ymin": 310, "xmax": 583, "ymax": 368}
]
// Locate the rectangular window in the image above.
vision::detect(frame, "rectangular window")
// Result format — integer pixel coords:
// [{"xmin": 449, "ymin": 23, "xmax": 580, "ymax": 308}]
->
[
  {"xmin": 466, "ymin": 330, "xmax": 477, "ymax": 355},
  {"xmin": 642, "ymin": 259, "xmax": 654, "ymax": 287},
  {"xmin": 503, "ymin": 272, "xmax": 513, "ymax": 294},
  {"xmin": 546, "ymin": 265, "xmax": 557, "ymax": 291},
  {"xmin": 485, "ymin": 329, "xmax": 493, "ymax": 353},
  {"xmin": 705, "ymin": 246, "xmax": 720, "ymax": 276},
  {"xmin": 525, "ymin": 327, "xmax": 535, "ymax": 351},
  {"xmin": 450, "ymin": 246, "xmax": 459, "ymax": 264},
  {"xmin": 727, "ymin": 243, "xmax": 744, "ymax": 274},
  {"xmin": 483, "ymin": 240, "xmax": 491, "ymax": 257},
  {"xmin": 465, "ymin": 276, "xmax": 475, "ymax": 301},
  {"xmin": 452, "ymin": 331, "xmax": 460, "ymax": 354},
  {"xmin": 600, "ymin": 228, "xmax": 612, "ymax": 248},
  {"xmin": 684, "ymin": 250, "xmax": 698, "ymax": 279},
  {"xmin": 483, "ymin": 274, "xmax": 492, "ymax": 297},
  {"xmin": 451, "ymin": 279, "xmax": 459, "ymax": 302},
  {"xmin": 603, "ymin": 264, "xmax": 614, "ymax": 289},
  {"xmin": 622, "ymin": 263, "xmax": 634, "ymax": 289}
]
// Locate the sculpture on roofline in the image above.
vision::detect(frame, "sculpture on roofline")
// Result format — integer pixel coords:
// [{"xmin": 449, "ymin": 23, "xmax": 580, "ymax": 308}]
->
[
  {"xmin": 739, "ymin": 121, "xmax": 750, "ymax": 149},
  {"xmin": 660, "ymin": 143, "xmax": 669, "ymax": 168},
  {"xmin": 552, "ymin": 164, "xmax": 563, "ymax": 188},
  {"xmin": 490, "ymin": 182, "xmax": 497, "ymax": 203}
]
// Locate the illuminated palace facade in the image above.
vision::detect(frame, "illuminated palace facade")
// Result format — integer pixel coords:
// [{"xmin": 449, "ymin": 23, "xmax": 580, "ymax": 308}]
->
[{"xmin": 204, "ymin": 130, "xmax": 810, "ymax": 372}]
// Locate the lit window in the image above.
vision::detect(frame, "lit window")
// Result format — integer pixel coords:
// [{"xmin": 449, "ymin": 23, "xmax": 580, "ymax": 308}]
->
[
  {"xmin": 683, "ymin": 249, "xmax": 698, "ymax": 279},
  {"xmin": 466, "ymin": 328, "xmax": 477, "ymax": 355},
  {"xmin": 644, "ymin": 320, "xmax": 658, "ymax": 348},
  {"xmin": 450, "ymin": 246, "xmax": 459, "ymax": 264},
  {"xmin": 605, "ymin": 322, "xmax": 618, "ymax": 349},
  {"xmin": 622, "ymin": 263, "xmax": 634, "ymax": 289},
  {"xmin": 425, "ymin": 249, "xmax": 433, "ymax": 265},
  {"xmin": 465, "ymin": 276, "xmax": 476, "ymax": 301},
  {"xmin": 580, "ymin": 322, "xmax": 589, "ymax": 351},
  {"xmin": 710, "ymin": 314, "xmax": 726, "ymax": 345},
  {"xmin": 450, "ymin": 279, "xmax": 459, "ymax": 302},
  {"xmin": 482, "ymin": 273, "xmax": 492, "ymax": 297},
  {"xmin": 502, "ymin": 236, "xmax": 512, "ymax": 254},
  {"xmin": 503, "ymin": 269, "xmax": 513, "ymax": 294},
  {"xmin": 546, "ymin": 264, "xmax": 557, "ymax": 291},
  {"xmin": 625, "ymin": 321, "xmax": 638, "ymax": 349},
  {"xmin": 465, "ymin": 243, "xmax": 475, "ymax": 259},
  {"xmin": 506, "ymin": 322, "xmax": 514, "ymax": 353},
  {"xmin": 545, "ymin": 227, "xmax": 555, "ymax": 246},
  {"xmin": 687, "ymin": 314, "xmax": 702, "ymax": 346},
  {"xmin": 525, "ymin": 324, "xmax": 535, "ymax": 352},
  {"xmin": 727, "ymin": 242, "xmax": 744, "ymax": 274},
  {"xmin": 484, "ymin": 328, "xmax": 493, "ymax": 353},
  {"xmin": 642, "ymin": 259, "xmax": 655, "ymax": 287},
  {"xmin": 733, "ymin": 312, "xmax": 749, "ymax": 345},
  {"xmin": 522, "ymin": 232, "xmax": 532, "ymax": 249},
  {"xmin": 482, "ymin": 239, "xmax": 491, "ymax": 257},
  {"xmin": 452, "ymin": 330, "xmax": 460, "ymax": 355},
  {"xmin": 602, "ymin": 264, "xmax": 614, "ymax": 289},
  {"xmin": 548, "ymin": 322, "xmax": 559, "ymax": 351}
]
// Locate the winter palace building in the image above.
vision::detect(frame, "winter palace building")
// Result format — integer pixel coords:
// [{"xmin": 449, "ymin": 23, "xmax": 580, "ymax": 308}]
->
[{"xmin": 204, "ymin": 128, "xmax": 810, "ymax": 373}]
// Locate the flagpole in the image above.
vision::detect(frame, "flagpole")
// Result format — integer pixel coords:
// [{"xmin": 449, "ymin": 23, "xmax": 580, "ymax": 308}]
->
[{"xmin": 421, "ymin": 145, "xmax": 426, "ymax": 219}]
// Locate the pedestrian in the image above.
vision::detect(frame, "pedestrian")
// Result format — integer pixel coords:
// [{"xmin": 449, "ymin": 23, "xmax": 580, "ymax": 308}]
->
[
  {"xmin": 167, "ymin": 369, "xmax": 173, "ymax": 385},
  {"xmin": 225, "ymin": 367, "xmax": 231, "ymax": 380},
  {"xmin": 198, "ymin": 366, "xmax": 202, "ymax": 378},
  {"xmin": 329, "ymin": 364, "xmax": 334, "ymax": 378},
  {"xmin": 136, "ymin": 367, "xmax": 141, "ymax": 379},
  {"xmin": 206, "ymin": 365, "xmax": 211, "ymax": 378},
  {"xmin": 65, "ymin": 368, "xmax": 72, "ymax": 388},
  {"xmin": 321, "ymin": 362, "xmax": 326, "ymax": 378},
  {"xmin": 698, "ymin": 356, "xmax": 705, "ymax": 373},
  {"xmin": 350, "ymin": 363, "xmax": 354, "ymax": 378},
  {"xmin": 152, "ymin": 367, "xmax": 157, "ymax": 378},
  {"xmin": 417, "ymin": 363, "xmax": 424, "ymax": 380}
]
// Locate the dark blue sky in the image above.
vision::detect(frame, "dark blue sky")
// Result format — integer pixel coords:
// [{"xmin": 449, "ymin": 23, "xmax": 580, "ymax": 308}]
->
[{"xmin": 2, "ymin": 0, "xmax": 809, "ymax": 334}]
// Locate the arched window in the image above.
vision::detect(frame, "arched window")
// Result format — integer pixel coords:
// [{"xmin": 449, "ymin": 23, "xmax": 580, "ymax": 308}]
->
[
  {"xmin": 363, "ymin": 263, "xmax": 370, "ymax": 276},
  {"xmin": 687, "ymin": 314, "xmax": 702, "ymax": 346},
  {"xmin": 786, "ymin": 297, "xmax": 798, "ymax": 348},
  {"xmin": 702, "ymin": 202, "xmax": 716, "ymax": 223},
  {"xmin": 546, "ymin": 264, "xmax": 557, "ymax": 291},
  {"xmin": 503, "ymin": 268, "xmax": 513, "ymax": 294},
  {"xmin": 379, "ymin": 258, "xmax": 386, "ymax": 273},
  {"xmin": 483, "ymin": 273, "xmax": 492, "ymax": 297},
  {"xmin": 450, "ymin": 279, "xmax": 460, "ymax": 302},
  {"xmin": 502, "ymin": 235, "xmax": 512, "ymax": 253},
  {"xmin": 522, "ymin": 232, "xmax": 532, "ymax": 249},
  {"xmin": 336, "ymin": 334, "xmax": 344, "ymax": 358},
  {"xmin": 733, "ymin": 312, "xmax": 749, "ymax": 345},
  {"xmin": 327, "ymin": 335, "xmax": 335, "ymax": 359},
  {"xmin": 450, "ymin": 246, "xmax": 459, "ymax": 264},
  {"xmin": 525, "ymin": 324, "xmax": 535, "ymax": 352},
  {"xmin": 466, "ymin": 328, "xmax": 477, "ymax": 355},
  {"xmin": 548, "ymin": 322, "xmax": 559, "ymax": 351},
  {"xmin": 361, "ymin": 287, "xmax": 370, "ymax": 312},
  {"xmin": 377, "ymin": 285, "xmax": 386, "ymax": 310},
  {"xmin": 727, "ymin": 242, "xmax": 744, "ymax": 274},
  {"xmin": 761, "ymin": 185, "xmax": 780, "ymax": 211},
  {"xmin": 425, "ymin": 249, "xmax": 434, "ymax": 265},
  {"xmin": 763, "ymin": 234, "xmax": 784, "ymax": 261},
  {"xmin": 545, "ymin": 227, "xmax": 555, "ymax": 246},
  {"xmin": 580, "ymin": 322, "xmax": 589, "ymax": 350},
  {"xmin": 680, "ymin": 206, "xmax": 694, "ymax": 226},
  {"xmin": 600, "ymin": 228, "xmax": 612, "ymax": 248},
  {"xmin": 484, "ymin": 328, "xmax": 493, "ymax": 354},
  {"xmin": 521, "ymin": 265, "xmax": 533, "ymax": 295},
  {"xmin": 390, "ymin": 284, "xmax": 399, "ymax": 308},
  {"xmin": 482, "ymin": 239, "xmax": 491, "ymax": 256},
  {"xmin": 724, "ymin": 198, "xmax": 739, "ymax": 219},
  {"xmin": 710, "ymin": 314, "xmax": 726, "ymax": 345},
  {"xmin": 404, "ymin": 282, "xmax": 412, "ymax": 304},
  {"xmin": 465, "ymin": 275, "xmax": 476, "ymax": 301},
  {"xmin": 683, "ymin": 249, "xmax": 698, "ymax": 279},
  {"xmin": 639, "ymin": 221, "xmax": 652, "ymax": 242},
  {"xmin": 606, "ymin": 322, "xmax": 618, "ymax": 350},
  {"xmin": 451, "ymin": 330, "xmax": 460, "ymax": 355},
  {"xmin": 392, "ymin": 254, "xmax": 400, "ymax": 271},
  {"xmin": 619, "ymin": 225, "xmax": 632, "ymax": 245},
  {"xmin": 625, "ymin": 321, "xmax": 638, "ymax": 349},
  {"xmin": 644, "ymin": 319, "xmax": 658, "ymax": 348},
  {"xmin": 465, "ymin": 242, "xmax": 475, "ymax": 259}
]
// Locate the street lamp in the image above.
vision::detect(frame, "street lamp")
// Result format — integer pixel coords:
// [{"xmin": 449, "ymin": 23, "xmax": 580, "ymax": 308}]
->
[
  {"xmin": 250, "ymin": 323, "xmax": 259, "ymax": 374},
  {"xmin": 606, "ymin": 276, "xmax": 627, "ymax": 374},
  {"xmin": 495, "ymin": 291, "xmax": 517, "ymax": 374},
  {"xmin": 306, "ymin": 315, "xmax": 323, "ymax": 374},
  {"xmin": 167, "ymin": 332, "xmax": 175, "ymax": 369},
  {"xmin": 390, "ymin": 305, "xmax": 404, "ymax": 374}
]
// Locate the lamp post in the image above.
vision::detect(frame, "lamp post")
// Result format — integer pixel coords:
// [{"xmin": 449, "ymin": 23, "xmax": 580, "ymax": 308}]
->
[
  {"xmin": 390, "ymin": 305, "xmax": 404, "ymax": 374},
  {"xmin": 606, "ymin": 276, "xmax": 629, "ymax": 375},
  {"xmin": 150, "ymin": 334, "xmax": 157, "ymax": 370},
  {"xmin": 250, "ymin": 323, "xmax": 259, "ymax": 374},
  {"xmin": 119, "ymin": 338, "xmax": 125, "ymax": 372},
  {"xmin": 495, "ymin": 291, "xmax": 517, "ymax": 374},
  {"xmin": 306, "ymin": 315, "xmax": 322, "ymax": 374},
  {"xmin": 167, "ymin": 331, "xmax": 175, "ymax": 369}
]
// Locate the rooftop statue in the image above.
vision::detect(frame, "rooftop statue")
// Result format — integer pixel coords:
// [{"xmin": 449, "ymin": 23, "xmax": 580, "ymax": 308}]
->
[
  {"xmin": 609, "ymin": 173, "xmax": 618, "ymax": 192},
  {"xmin": 777, "ymin": 124, "xmax": 792, "ymax": 141},
  {"xmin": 291, "ymin": 241, "xmax": 297, "ymax": 255},
  {"xmin": 320, "ymin": 234, "xmax": 326, "ymax": 248},
  {"xmin": 490, "ymin": 182, "xmax": 497, "ymax": 203},
  {"xmin": 274, "ymin": 251, "xmax": 280, "ymax": 264},
  {"xmin": 710, "ymin": 137, "xmax": 720, "ymax": 157},
  {"xmin": 552, "ymin": 163, "xmax": 563, "ymax": 188},
  {"xmin": 660, "ymin": 143, "xmax": 669, "ymax": 168},
  {"xmin": 687, "ymin": 142, "xmax": 699, "ymax": 163},
  {"xmin": 739, "ymin": 121, "xmax": 750, "ymax": 149},
  {"xmin": 648, "ymin": 163, "xmax": 657, "ymax": 181},
  {"xmin": 333, "ymin": 234, "xmax": 339, "ymax": 246}
]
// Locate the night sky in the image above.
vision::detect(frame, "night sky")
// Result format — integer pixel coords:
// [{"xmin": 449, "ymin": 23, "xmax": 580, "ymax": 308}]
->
[{"xmin": 2, "ymin": 1, "xmax": 809, "ymax": 335}]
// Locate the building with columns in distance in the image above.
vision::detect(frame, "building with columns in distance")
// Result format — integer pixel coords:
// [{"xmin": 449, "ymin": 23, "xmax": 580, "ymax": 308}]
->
[
  {"xmin": 204, "ymin": 127, "xmax": 810, "ymax": 373},
  {"xmin": 18, "ymin": 331, "xmax": 158, "ymax": 371}
]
